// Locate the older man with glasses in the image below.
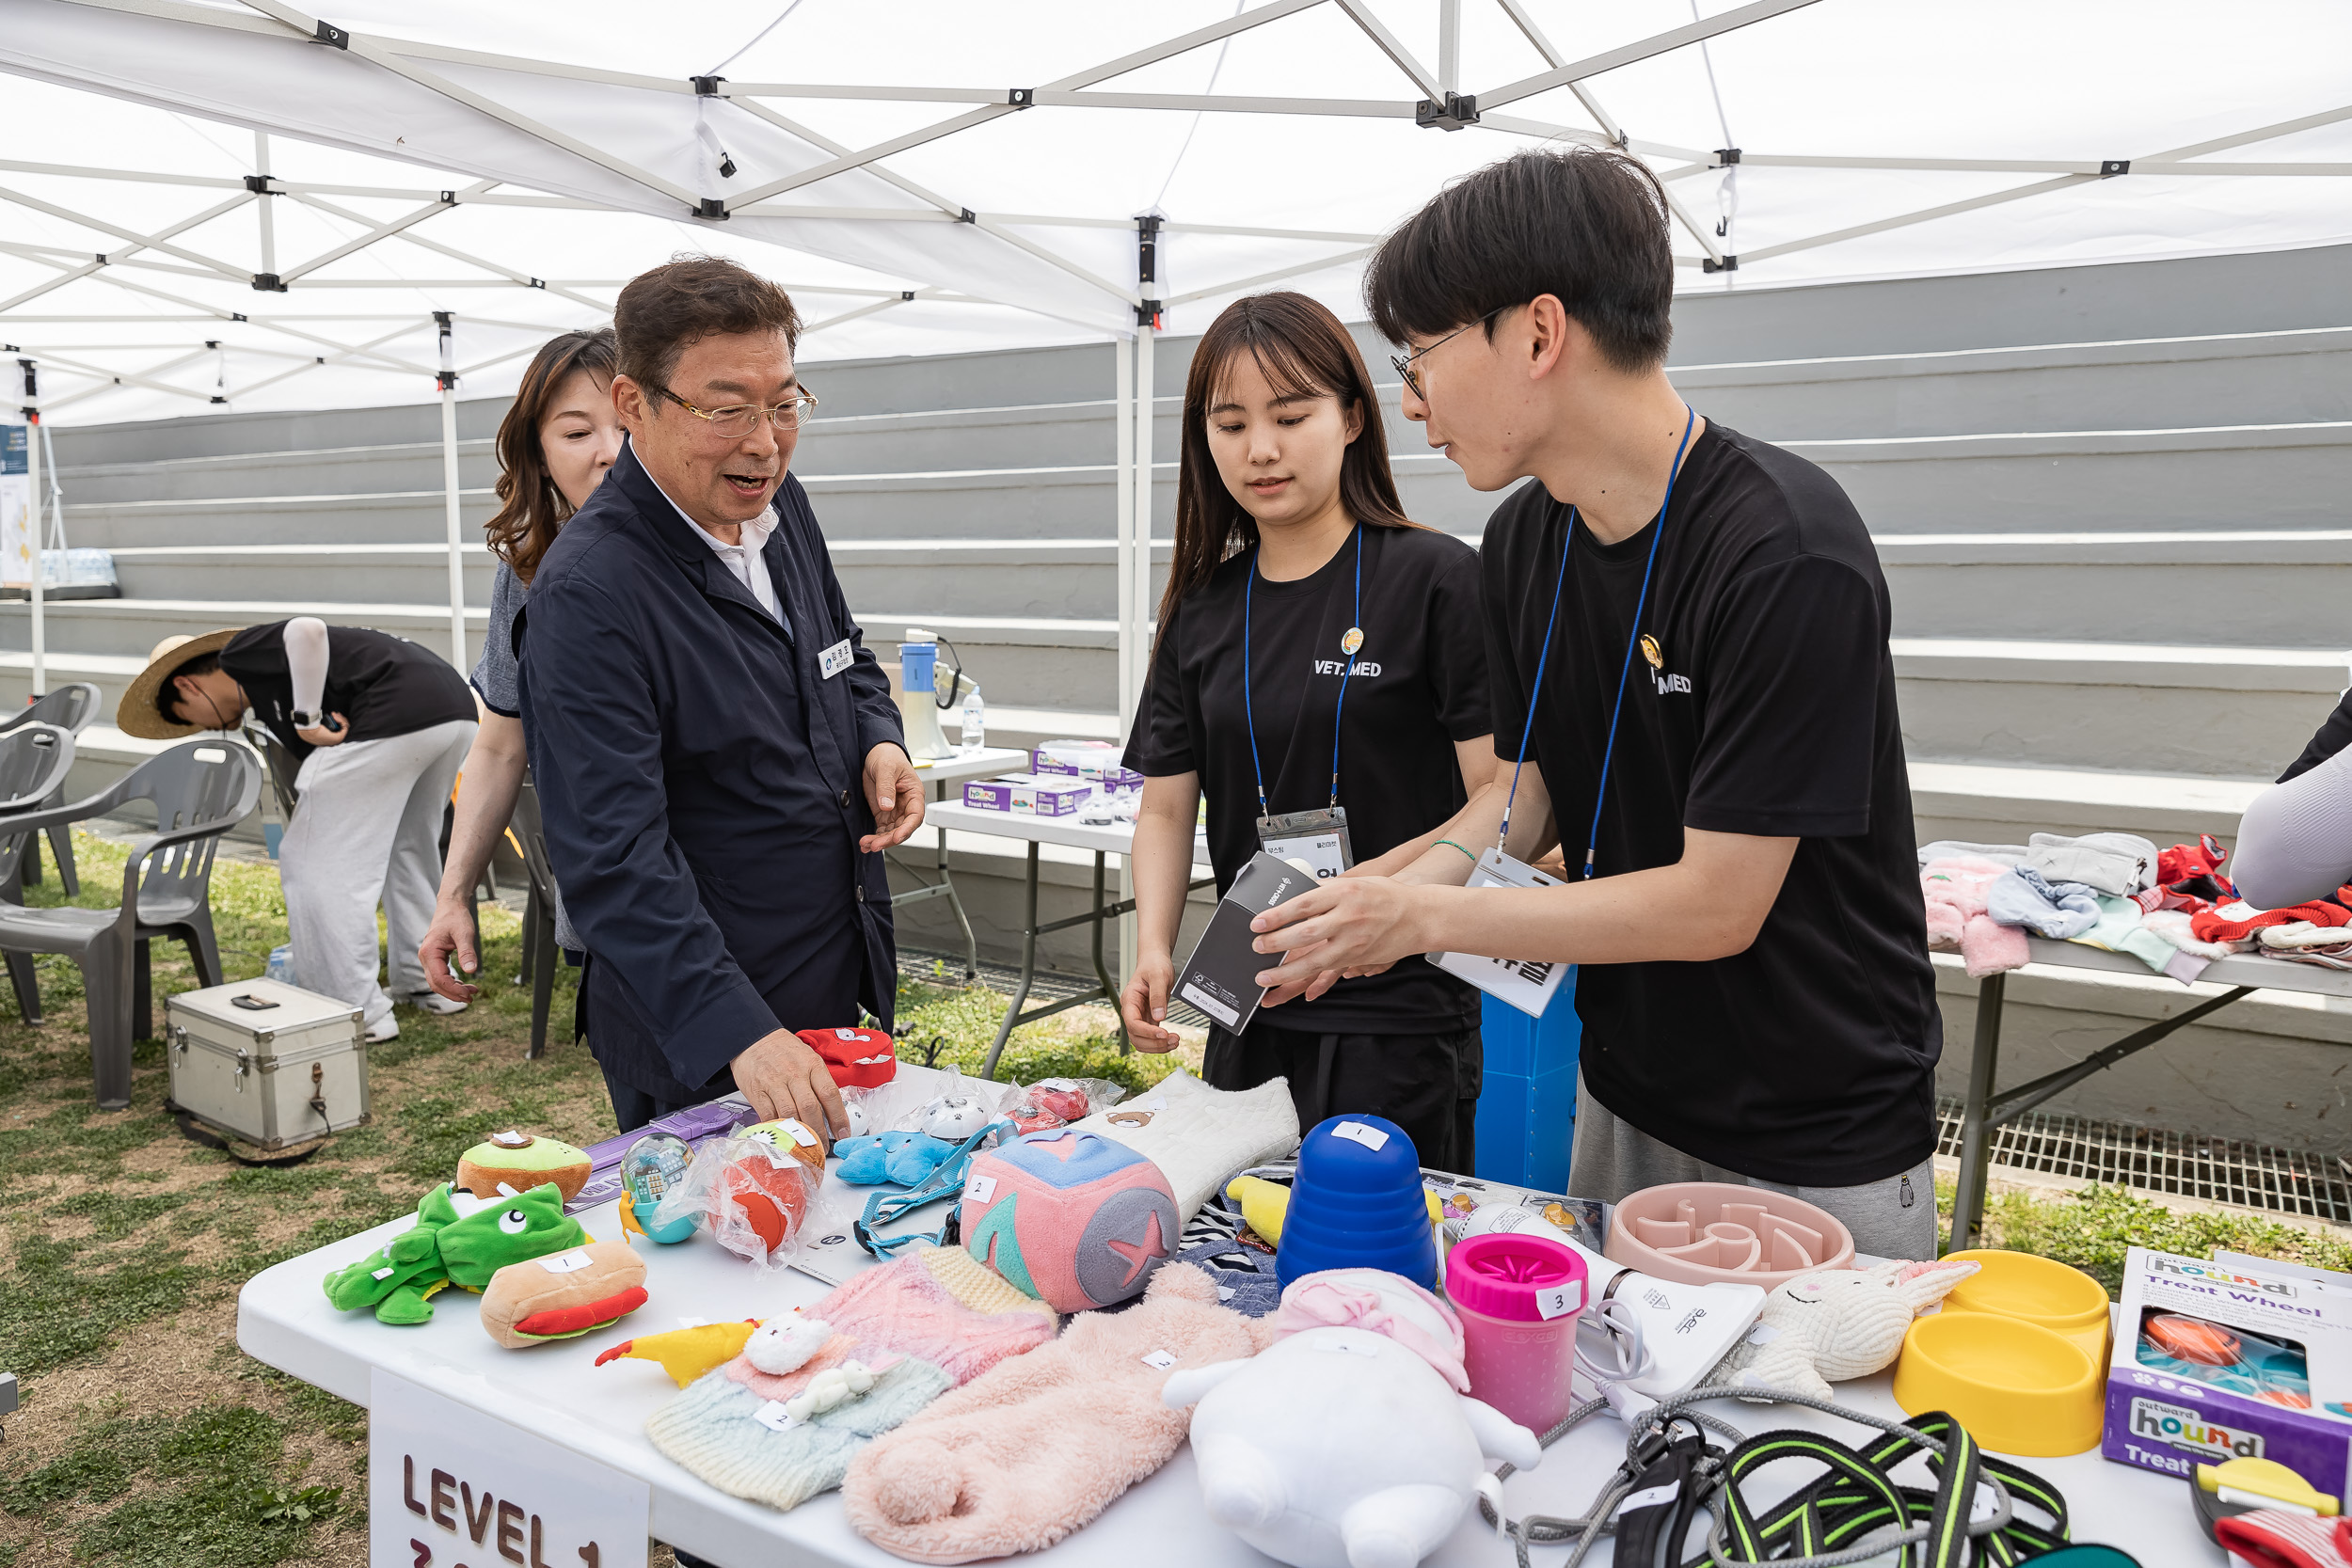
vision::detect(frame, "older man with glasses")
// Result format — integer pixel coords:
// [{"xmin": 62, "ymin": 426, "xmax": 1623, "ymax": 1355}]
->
[{"xmin": 518, "ymin": 256, "xmax": 923, "ymax": 1148}]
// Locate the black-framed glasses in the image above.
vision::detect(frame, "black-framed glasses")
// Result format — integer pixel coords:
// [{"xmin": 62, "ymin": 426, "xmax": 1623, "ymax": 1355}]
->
[
  {"xmin": 1390, "ymin": 305, "xmax": 1514, "ymax": 399},
  {"xmin": 656, "ymin": 384, "xmax": 819, "ymax": 437}
]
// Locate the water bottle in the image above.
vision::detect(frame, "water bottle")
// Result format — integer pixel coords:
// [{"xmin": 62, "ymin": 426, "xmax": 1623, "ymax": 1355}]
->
[{"xmin": 960, "ymin": 687, "xmax": 985, "ymax": 754}]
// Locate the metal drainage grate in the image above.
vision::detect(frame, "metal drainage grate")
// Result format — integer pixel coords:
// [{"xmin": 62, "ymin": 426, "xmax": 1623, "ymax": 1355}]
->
[{"xmin": 1936, "ymin": 1096, "xmax": 2352, "ymax": 1225}]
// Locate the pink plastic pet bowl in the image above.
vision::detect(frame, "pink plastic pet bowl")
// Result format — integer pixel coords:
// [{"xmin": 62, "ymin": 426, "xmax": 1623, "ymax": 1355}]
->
[{"xmin": 1602, "ymin": 1181, "xmax": 1855, "ymax": 1289}]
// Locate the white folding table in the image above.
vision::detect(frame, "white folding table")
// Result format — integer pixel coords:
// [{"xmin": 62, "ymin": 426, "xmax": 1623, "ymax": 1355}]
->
[
  {"xmin": 918, "ymin": 800, "xmax": 1213, "ymax": 1077},
  {"xmin": 239, "ymin": 1156, "xmax": 2207, "ymax": 1568},
  {"xmin": 1950, "ymin": 937, "xmax": 2352, "ymax": 1246},
  {"xmin": 882, "ymin": 747, "xmax": 1034, "ymax": 982}
]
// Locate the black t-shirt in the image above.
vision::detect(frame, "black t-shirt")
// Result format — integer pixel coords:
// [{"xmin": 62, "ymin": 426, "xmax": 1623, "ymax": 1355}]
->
[
  {"xmin": 2282, "ymin": 689, "xmax": 2352, "ymax": 782},
  {"xmin": 221, "ymin": 622, "xmax": 476, "ymax": 762},
  {"xmin": 1482, "ymin": 420, "xmax": 1939, "ymax": 1187},
  {"xmin": 1127, "ymin": 523, "xmax": 1491, "ymax": 1032}
]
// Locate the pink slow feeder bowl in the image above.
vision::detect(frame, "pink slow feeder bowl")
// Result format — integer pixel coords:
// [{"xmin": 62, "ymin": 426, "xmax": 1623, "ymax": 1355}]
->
[{"xmin": 1603, "ymin": 1181, "xmax": 1854, "ymax": 1289}]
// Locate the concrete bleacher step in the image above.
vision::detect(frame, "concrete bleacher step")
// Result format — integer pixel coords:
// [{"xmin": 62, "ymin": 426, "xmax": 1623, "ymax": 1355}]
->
[
  {"xmin": 1678, "ymin": 326, "xmax": 2352, "ymax": 440},
  {"xmin": 56, "ymin": 437, "xmax": 501, "ymax": 504},
  {"xmin": 0, "ymin": 599, "xmax": 486, "ymax": 669},
  {"xmin": 1895, "ymin": 638, "xmax": 2349, "ymax": 780},
  {"xmin": 1792, "ymin": 420, "xmax": 2352, "ymax": 532},
  {"xmin": 63, "ymin": 488, "xmax": 501, "ymax": 549},
  {"xmin": 1908, "ymin": 759, "xmax": 2264, "ymax": 848},
  {"xmin": 1877, "ymin": 529, "xmax": 2352, "ymax": 646},
  {"xmin": 102, "ymin": 544, "xmax": 501, "ymax": 607}
]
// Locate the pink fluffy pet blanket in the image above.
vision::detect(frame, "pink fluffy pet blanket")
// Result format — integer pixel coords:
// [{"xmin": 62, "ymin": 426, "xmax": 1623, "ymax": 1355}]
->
[
  {"xmin": 1922, "ymin": 855, "xmax": 2029, "ymax": 978},
  {"xmin": 841, "ymin": 1263, "xmax": 1272, "ymax": 1563}
]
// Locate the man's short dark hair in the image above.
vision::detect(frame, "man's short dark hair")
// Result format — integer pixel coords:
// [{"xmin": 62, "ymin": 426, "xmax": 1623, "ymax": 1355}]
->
[
  {"xmin": 1366, "ymin": 147, "xmax": 1674, "ymax": 372},
  {"xmin": 156, "ymin": 651, "xmax": 220, "ymax": 725},
  {"xmin": 614, "ymin": 255, "xmax": 803, "ymax": 392}
]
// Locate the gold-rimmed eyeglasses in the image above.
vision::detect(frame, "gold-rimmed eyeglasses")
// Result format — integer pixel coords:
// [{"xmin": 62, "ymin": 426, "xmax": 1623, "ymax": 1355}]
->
[
  {"xmin": 656, "ymin": 384, "xmax": 819, "ymax": 437},
  {"xmin": 1390, "ymin": 305, "xmax": 1513, "ymax": 399}
]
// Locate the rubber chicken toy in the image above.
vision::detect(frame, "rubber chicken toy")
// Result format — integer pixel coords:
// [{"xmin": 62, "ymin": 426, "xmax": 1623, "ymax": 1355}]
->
[{"xmin": 594, "ymin": 1319, "xmax": 760, "ymax": 1387}]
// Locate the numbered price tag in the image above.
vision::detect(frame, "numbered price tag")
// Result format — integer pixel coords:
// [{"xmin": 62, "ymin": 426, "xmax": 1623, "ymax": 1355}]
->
[
  {"xmin": 1534, "ymin": 1280, "xmax": 1583, "ymax": 1320},
  {"xmin": 535, "ymin": 1249, "xmax": 595, "ymax": 1275},
  {"xmin": 1427, "ymin": 847, "xmax": 1568, "ymax": 1019},
  {"xmin": 1139, "ymin": 1350, "xmax": 1179, "ymax": 1370},
  {"xmin": 1330, "ymin": 1121, "xmax": 1391, "ymax": 1152},
  {"xmin": 965, "ymin": 1175, "xmax": 996, "ymax": 1205}
]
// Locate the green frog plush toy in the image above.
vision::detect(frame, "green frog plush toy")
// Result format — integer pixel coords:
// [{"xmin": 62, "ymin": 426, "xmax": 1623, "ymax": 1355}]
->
[{"xmin": 323, "ymin": 1182, "xmax": 585, "ymax": 1325}]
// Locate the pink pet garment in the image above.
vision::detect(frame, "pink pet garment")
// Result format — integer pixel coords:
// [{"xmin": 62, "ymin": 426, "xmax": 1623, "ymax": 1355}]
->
[
  {"xmin": 1603, "ymin": 1181, "xmax": 1855, "ymax": 1290},
  {"xmin": 1920, "ymin": 855, "xmax": 2030, "ymax": 978},
  {"xmin": 841, "ymin": 1262, "xmax": 1272, "ymax": 1563}
]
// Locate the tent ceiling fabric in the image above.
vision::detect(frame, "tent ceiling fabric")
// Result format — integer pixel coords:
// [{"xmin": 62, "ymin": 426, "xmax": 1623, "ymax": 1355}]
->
[{"xmin": 3, "ymin": 0, "xmax": 2349, "ymax": 420}]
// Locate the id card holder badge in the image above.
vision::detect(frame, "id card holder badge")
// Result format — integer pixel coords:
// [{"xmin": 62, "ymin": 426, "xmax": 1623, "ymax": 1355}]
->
[
  {"xmin": 1428, "ymin": 847, "xmax": 1567, "ymax": 1019},
  {"xmin": 1257, "ymin": 806, "xmax": 1353, "ymax": 880}
]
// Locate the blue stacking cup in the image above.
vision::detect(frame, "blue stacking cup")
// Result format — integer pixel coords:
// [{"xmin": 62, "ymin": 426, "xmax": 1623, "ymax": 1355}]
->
[{"xmin": 1276, "ymin": 1114, "xmax": 1437, "ymax": 1290}]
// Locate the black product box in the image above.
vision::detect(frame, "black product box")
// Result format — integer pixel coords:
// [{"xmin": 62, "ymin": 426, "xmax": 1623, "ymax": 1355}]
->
[{"xmin": 1172, "ymin": 851, "xmax": 1316, "ymax": 1034}]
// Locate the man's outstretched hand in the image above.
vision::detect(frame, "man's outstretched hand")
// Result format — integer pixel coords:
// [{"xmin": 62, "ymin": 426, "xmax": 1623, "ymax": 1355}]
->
[
  {"xmin": 731, "ymin": 1028, "xmax": 850, "ymax": 1141},
  {"xmin": 861, "ymin": 743, "xmax": 926, "ymax": 853}
]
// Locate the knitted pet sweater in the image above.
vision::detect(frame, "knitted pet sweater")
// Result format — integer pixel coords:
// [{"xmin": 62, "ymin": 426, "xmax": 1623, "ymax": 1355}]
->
[
  {"xmin": 842, "ymin": 1262, "xmax": 1274, "ymax": 1563},
  {"xmin": 644, "ymin": 1245, "xmax": 1057, "ymax": 1513}
]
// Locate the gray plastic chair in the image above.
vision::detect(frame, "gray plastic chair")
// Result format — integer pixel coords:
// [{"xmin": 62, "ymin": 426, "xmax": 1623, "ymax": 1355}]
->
[
  {"xmin": 0, "ymin": 683, "xmax": 101, "ymax": 895},
  {"xmin": 0, "ymin": 738, "xmax": 262, "ymax": 1108},
  {"xmin": 0, "ymin": 723, "xmax": 81, "ymax": 1022},
  {"xmin": 510, "ymin": 776, "xmax": 562, "ymax": 1060}
]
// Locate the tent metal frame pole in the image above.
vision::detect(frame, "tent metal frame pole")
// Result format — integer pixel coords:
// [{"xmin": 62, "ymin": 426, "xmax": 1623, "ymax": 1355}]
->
[
  {"xmin": 1114, "ymin": 331, "xmax": 1137, "ymax": 741},
  {"xmin": 253, "ymin": 131, "xmax": 275, "ymax": 280},
  {"xmin": 22, "ymin": 360, "xmax": 41, "ymax": 699},
  {"xmin": 433, "ymin": 313, "xmax": 467, "ymax": 671}
]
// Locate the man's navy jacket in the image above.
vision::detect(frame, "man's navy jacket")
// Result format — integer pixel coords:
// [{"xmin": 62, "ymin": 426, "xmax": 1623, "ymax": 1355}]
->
[{"xmin": 519, "ymin": 440, "xmax": 901, "ymax": 1101}]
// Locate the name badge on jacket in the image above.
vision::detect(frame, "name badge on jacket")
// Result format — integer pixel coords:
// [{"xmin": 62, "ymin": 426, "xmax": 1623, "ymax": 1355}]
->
[{"xmin": 818, "ymin": 639, "xmax": 854, "ymax": 680}]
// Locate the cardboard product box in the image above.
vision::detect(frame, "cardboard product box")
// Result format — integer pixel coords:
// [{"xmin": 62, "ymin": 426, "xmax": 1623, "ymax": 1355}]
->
[
  {"xmin": 1032, "ymin": 739, "xmax": 1143, "ymax": 795},
  {"xmin": 1171, "ymin": 851, "xmax": 1315, "ymax": 1033},
  {"xmin": 962, "ymin": 773, "xmax": 1092, "ymax": 816},
  {"xmin": 2106, "ymin": 1247, "xmax": 2352, "ymax": 1497}
]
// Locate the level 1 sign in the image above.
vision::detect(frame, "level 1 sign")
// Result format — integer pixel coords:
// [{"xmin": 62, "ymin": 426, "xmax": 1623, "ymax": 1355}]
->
[{"xmin": 370, "ymin": 1368, "xmax": 648, "ymax": 1568}]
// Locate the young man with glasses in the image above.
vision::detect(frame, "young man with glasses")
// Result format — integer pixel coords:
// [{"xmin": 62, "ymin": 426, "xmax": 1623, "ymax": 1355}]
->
[
  {"xmin": 519, "ymin": 256, "xmax": 923, "ymax": 1150},
  {"xmin": 1248, "ymin": 148, "xmax": 1942, "ymax": 1259}
]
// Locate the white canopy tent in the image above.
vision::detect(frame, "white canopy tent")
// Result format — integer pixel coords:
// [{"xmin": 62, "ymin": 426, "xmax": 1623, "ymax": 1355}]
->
[{"xmin": 3, "ymin": 0, "xmax": 2349, "ymax": 717}]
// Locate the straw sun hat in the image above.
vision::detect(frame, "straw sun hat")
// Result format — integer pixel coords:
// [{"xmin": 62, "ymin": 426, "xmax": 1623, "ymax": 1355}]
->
[{"xmin": 117, "ymin": 628, "xmax": 245, "ymax": 741}]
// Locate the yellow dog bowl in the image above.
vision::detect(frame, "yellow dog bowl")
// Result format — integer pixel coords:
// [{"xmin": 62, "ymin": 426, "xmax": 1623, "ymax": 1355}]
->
[
  {"xmin": 1940, "ymin": 1249, "xmax": 2112, "ymax": 1365},
  {"xmin": 1893, "ymin": 1311, "xmax": 2104, "ymax": 1457}
]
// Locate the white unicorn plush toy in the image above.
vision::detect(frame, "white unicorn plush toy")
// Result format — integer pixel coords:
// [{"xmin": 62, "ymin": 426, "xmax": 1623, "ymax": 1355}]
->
[{"xmin": 1163, "ymin": 1268, "xmax": 1539, "ymax": 1568}]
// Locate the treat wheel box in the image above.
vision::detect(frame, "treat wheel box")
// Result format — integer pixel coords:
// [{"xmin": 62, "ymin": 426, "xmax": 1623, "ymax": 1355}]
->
[{"xmin": 241, "ymin": 1180, "xmax": 2204, "ymax": 1567}]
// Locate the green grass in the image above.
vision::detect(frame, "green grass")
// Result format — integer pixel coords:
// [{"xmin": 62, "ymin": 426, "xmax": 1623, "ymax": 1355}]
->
[{"xmin": 1954, "ymin": 1175, "xmax": 2352, "ymax": 1295}]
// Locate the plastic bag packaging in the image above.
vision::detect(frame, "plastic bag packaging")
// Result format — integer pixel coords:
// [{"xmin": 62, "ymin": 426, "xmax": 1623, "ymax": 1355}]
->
[
  {"xmin": 896, "ymin": 1067, "xmax": 1011, "ymax": 1141},
  {"xmin": 1004, "ymin": 1076, "xmax": 1128, "ymax": 1132},
  {"xmin": 647, "ymin": 1134, "xmax": 818, "ymax": 1272}
]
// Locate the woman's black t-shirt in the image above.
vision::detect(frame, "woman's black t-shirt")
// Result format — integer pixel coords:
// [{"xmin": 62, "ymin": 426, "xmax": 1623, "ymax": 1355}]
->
[
  {"xmin": 1481, "ymin": 419, "xmax": 1939, "ymax": 1188},
  {"xmin": 1126, "ymin": 523, "xmax": 1491, "ymax": 1033},
  {"xmin": 221, "ymin": 622, "xmax": 476, "ymax": 762}
]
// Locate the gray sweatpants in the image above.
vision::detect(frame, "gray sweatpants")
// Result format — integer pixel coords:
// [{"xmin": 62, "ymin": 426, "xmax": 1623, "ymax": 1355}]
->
[
  {"xmin": 282, "ymin": 718, "xmax": 475, "ymax": 1031},
  {"xmin": 1567, "ymin": 1069, "xmax": 1940, "ymax": 1261}
]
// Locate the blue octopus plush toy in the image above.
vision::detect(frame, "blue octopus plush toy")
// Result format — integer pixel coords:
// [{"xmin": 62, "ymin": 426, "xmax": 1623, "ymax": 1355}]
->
[{"xmin": 834, "ymin": 1130, "xmax": 958, "ymax": 1186}]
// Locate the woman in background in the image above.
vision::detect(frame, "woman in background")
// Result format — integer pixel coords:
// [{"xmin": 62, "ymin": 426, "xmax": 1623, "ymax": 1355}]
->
[
  {"xmin": 1118, "ymin": 292, "xmax": 1497, "ymax": 1168},
  {"xmin": 417, "ymin": 328, "xmax": 621, "ymax": 999}
]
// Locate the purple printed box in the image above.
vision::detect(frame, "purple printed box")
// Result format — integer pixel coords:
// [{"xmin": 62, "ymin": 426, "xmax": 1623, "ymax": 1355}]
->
[
  {"xmin": 2105, "ymin": 1246, "xmax": 2352, "ymax": 1497},
  {"xmin": 564, "ymin": 1093, "xmax": 759, "ymax": 1214},
  {"xmin": 1031, "ymin": 739, "xmax": 1142, "ymax": 795},
  {"xmin": 962, "ymin": 773, "xmax": 1090, "ymax": 817}
]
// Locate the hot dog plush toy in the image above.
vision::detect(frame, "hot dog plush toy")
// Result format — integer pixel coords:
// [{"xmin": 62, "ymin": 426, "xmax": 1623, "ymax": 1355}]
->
[{"xmin": 479, "ymin": 1239, "xmax": 649, "ymax": 1349}]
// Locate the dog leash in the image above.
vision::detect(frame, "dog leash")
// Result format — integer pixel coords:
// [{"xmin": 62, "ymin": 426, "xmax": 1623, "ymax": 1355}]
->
[
  {"xmin": 850, "ymin": 1119, "xmax": 1012, "ymax": 1257},
  {"xmin": 1476, "ymin": 1386, "xmax": 2071, "ymax": 1568}
]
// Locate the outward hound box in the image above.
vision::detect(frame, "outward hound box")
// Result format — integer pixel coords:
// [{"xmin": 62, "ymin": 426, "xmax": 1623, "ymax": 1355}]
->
[
  {"xmin": 961, "ymin": 773, "xmax": 1091, "ymax": 817},
  {"xmin": 166, "ymin": 977, "xmax": 369, "ymax": 1150},
  {"xmin": 2106, "ymin": 1247, "xmax": 2352, "ymax": 1499}
]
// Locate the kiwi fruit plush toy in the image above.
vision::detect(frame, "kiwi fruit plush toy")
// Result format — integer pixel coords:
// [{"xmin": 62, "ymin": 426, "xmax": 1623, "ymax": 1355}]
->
[{"xmin": 458, "ymin": 1131, "xmax": 593, "ymax": 1201}]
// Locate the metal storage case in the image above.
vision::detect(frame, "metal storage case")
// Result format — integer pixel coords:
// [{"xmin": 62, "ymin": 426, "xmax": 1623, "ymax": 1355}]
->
[{"xmin": 166, "ymin": 977, "xmax": 369, "ymax": 1150}]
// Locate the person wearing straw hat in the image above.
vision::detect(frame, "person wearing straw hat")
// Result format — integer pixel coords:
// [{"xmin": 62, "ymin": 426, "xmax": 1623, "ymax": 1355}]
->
[{"xmin": 119, "ymin": 618, "xmax": 478, "ymax": 1041}]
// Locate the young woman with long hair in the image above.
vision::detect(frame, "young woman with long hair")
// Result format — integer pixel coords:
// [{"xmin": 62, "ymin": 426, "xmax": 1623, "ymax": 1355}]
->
[
  {"xmin": 416, "ymin": 327, "xmax": 622, "ymax": 999},
  {"xmin": 1119, "ymin": 292, "xmax": 1498, "ymax": 1167}
]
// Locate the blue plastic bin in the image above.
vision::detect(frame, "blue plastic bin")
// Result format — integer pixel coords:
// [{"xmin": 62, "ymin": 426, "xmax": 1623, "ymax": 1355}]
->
[{"xmin": 1472, "ymin": 975, "xmax": 1581, "ymax": 1193}]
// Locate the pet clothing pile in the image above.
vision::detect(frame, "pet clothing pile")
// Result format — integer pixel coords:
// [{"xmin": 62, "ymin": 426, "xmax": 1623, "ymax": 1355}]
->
[
  {"xmin": 842, "ymin": 1262, "xmax": 1269, "ymax": 1563},
  {"xmin": 1064, "ymin": 1068, "xmax": 1300, "ymax": 1221},
  {"xmin": 645, "ymin": 1244, "xmax": 1055, "ymax": 1512},
  {"xmin": 1920, "ymin": 855, "xmax": 2029, "ymax": 976}
]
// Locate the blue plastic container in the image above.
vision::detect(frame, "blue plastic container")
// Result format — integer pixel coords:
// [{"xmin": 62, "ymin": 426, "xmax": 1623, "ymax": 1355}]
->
[
  {"xmin": 1276, "ymin": 1114, "xmax": 1437, "ymax": 1291},
  {"xmin": 899, "ymin": 641, "xmax": 939, "ymax": 694},
  {"xmin": 1473, "ymin": 977, "xmax": 1581, "ymax": 1193}
]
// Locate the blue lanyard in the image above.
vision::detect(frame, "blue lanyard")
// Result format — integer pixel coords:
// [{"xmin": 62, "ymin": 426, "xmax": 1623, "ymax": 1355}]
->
[
  {"xmin": 1243, "ymin": 521, "xmax": 1362, "ymax": 816},
  {"xmin": 1500, "ymin": 405, "xmax": 1696, "ymax": 879}
]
